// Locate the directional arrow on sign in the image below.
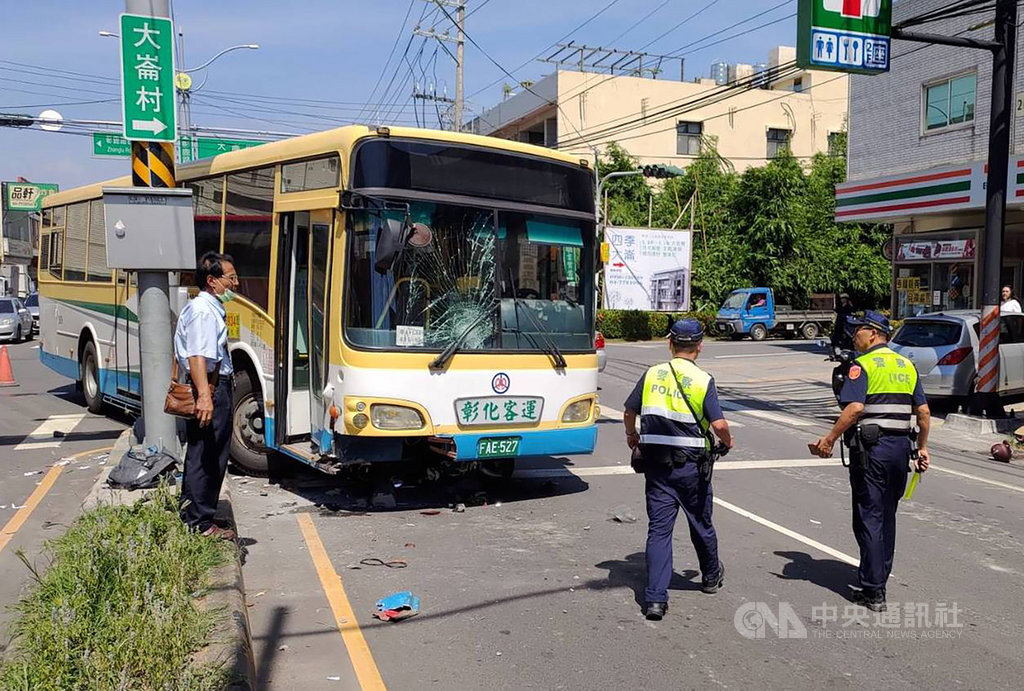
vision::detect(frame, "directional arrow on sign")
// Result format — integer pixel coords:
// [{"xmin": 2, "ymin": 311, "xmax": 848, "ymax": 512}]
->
[{"xmin": 131, "ymin": 119, "xmax": 167, "ymax": 136}]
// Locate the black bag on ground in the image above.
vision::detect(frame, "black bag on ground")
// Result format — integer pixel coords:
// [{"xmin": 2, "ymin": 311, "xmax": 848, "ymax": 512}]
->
[{"xmin": 107, "ymin": 446, "xmax": 178, "ymax": 490}]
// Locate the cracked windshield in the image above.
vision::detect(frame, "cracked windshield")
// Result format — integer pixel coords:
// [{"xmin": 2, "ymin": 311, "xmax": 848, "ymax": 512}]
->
[{"xmin": 346, "ymin": 201, "xmax": 593, "ymax": 353}]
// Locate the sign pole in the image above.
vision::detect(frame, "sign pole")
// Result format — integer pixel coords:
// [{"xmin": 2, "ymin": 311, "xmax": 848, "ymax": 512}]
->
[
  {"xmin": 123, "ymin": 0, "xmax": 179, "ymax": 456},
  {"xmin": 976, "ymin": 0, "xmax": 1018, "ymax": 416}
]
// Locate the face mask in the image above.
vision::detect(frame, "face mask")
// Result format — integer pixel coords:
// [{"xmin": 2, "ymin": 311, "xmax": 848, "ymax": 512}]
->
[{"xmin": 218, "ymin": 290, "xmax": 236, "ymax": 304}]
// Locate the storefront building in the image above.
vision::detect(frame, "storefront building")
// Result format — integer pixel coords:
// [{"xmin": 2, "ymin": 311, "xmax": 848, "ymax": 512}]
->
[{"xmin": 842, "ymin": 0, "xmax": 1024, "ymax": 319}]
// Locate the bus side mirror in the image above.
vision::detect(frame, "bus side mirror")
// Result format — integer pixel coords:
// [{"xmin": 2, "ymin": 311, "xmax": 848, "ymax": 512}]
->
[{"xmin": 374, "ymin": 216, "xmax": 412, "ymax": 275}]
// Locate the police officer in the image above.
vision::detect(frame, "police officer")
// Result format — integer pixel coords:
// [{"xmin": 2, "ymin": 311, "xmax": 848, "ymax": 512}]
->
[
  {"xmin": 623, "ymin": 319, "xmax": 733, "ymax": 621},
  {"xmin": 831, "ymin": 292, "xmax": 856, "ymax": 351},
  {"xmin": 809, "ymin": 311, "xmax": 931, "ymax": 612}
]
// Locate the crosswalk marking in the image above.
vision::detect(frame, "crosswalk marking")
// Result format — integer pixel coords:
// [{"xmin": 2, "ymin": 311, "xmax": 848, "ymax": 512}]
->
[
  {"xmin": 720, "ymin": 401, "xmax": 815, "ymax": 427},
  {"xmin": 15, "ymin": 413, "xmax": 87, "ymax": 450}
]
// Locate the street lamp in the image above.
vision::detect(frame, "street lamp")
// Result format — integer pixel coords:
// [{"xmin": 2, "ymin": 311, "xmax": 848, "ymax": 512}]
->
[{"xmin": 183, "ymin": 44, "xmax": 259, "ymax": 73}]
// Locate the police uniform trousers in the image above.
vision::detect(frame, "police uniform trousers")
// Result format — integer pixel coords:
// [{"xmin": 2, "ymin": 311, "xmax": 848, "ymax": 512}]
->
[
  {"xmin": 181, "ymin": 377, "xmax": 233, "ymax": 532},
  {"xmin": 849, "ymin": 435, "xmax": 910, "ymax": 593},
  {"xmin": 644, "ymin": 457, "xmax": 719, "ymax": 603}
]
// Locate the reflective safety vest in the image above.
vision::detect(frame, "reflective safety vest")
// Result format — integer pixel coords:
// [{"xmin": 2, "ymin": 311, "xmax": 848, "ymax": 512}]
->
[
  {"xmin": 854, "ymin": 346, "xmax": 919, "ymax": 432},
  {"xmin": 638, "ymin": 357, "xmax": 712, "ymax": 452}
]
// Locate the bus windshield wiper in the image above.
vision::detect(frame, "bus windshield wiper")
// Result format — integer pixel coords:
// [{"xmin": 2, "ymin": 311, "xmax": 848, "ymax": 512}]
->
[
  {"xmin": 507, "ymin": 294, "xmax": 567, "ymax": 369},
  {"xmin": 429, "ymin": 303, "xmax": 498, "ymax": 370}
]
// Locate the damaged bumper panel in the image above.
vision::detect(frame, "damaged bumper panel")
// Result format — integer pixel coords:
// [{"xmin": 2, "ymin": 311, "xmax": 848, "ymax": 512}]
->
[{"xmin": 443, "ymin": 426, "xmax": 598, "ymax": 461}]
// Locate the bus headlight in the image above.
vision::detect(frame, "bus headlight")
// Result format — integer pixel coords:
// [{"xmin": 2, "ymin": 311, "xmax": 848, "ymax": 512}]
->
[
  {"xmin": 371, "ymin": 404, "xmax": 425, "ymax": 430},
  {"xmin": 562, "ymin": 399, "xmax": 593, "ymax": 423}
]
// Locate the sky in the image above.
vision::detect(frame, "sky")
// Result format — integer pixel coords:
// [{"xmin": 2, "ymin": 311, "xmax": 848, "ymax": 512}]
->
[{"xmin": 0, "ymin": 0, "xmax": 797, "ymax": 189}]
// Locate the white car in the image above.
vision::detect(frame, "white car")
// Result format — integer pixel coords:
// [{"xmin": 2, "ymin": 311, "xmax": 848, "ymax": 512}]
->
[{"xmin": 0, "ymin": 297, "xmax": 34, "ymax": 343}]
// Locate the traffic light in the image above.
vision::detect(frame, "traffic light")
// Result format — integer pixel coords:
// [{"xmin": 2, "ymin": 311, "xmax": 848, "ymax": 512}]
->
[
  {"xmin": 0, "ymin": 113, "xmax": 33, "ymax": 128},
  {"xmin": 641, "ymin": 164, "xmax": 685, "ymax": 179}
]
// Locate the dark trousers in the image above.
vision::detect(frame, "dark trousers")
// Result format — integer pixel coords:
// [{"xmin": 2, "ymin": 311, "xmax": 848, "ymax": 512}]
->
[
  {"xmin": 644, "ymin": 461, "xmax": 720, "ymax": 603},
  {"xmin": 181, "ymin": 377, "xmax": 233, "ymax": 532},
  {"xmin": 849, "ymin": 436, "xmax": 910, "ymax": 593}
]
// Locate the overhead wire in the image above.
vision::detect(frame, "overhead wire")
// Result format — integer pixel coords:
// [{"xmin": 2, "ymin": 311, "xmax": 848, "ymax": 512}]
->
[{"xmin": 358, "ymin": 0, "xmax": 419, "ymax": 121}]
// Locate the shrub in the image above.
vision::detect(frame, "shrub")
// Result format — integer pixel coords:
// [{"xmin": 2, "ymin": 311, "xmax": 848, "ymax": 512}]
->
[{"xmin": 620, "ymin": 310, "xmax": 652, "ymax": 341}]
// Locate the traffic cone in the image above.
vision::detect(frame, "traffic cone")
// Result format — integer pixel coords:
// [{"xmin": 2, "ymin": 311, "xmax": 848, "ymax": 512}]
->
[{"xmin": 0, "ymin": 345, "xmax": 17, "ymax": 387}]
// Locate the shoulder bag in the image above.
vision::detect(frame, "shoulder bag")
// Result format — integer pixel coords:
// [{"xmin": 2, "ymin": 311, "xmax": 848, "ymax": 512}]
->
[{"xmin": 164, "ymin": 359, "xmax": 195, "ymax": 419}]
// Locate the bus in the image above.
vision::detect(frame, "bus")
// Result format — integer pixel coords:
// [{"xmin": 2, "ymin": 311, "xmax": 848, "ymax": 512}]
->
[{"xmin": 38, "ymin": 125, "xmax": 599, "ymax": 477}]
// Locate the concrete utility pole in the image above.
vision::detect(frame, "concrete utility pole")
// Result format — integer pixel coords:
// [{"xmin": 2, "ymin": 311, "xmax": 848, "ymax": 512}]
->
[
  {"xmin": 126, "ymin": 0, "xmax": 178, "ymax": 455},
  {"xmin": 414, "ymin": 1, "xmax": 466, "ymax": 131},
  {"xmin": 454, "ymin": 1, "xmax": 465, "ymax": 130}
]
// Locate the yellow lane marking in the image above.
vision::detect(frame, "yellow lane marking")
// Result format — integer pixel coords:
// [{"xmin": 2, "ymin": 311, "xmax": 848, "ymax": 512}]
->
[
  {"xmin": 296, "ymin": 513, "xmax": 387, "ymax": 690},
  {"xmin": 0, "ymin": 444, "xmax": 115, "ymax": 556}
]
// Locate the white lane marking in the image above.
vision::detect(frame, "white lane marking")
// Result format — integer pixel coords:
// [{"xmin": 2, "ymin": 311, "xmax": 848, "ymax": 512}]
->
[
  {"xmin": 714, "ymin": 352, "xmax": 809, "ymax": 360},
  {"xmin": 15, "ymin": 413, "xmax": 87, "ymax": 450},
  {"xmin": 516, "ymin": 458, "xmax": 837, "ymax": 478},
  {"xmin": 930, "ymin": 466, "xmax": 1024, "ymax": 494},
  {"xmin": 713, "ymin": 497, "xmax": 860, "ymax": 566},
  {"xmin": 600, "ymin": 404, "xmax": 744, "ymax": 427},
  {"xmin": 599, "ymin": 405, "xmax": 624, "ymax": 421}
]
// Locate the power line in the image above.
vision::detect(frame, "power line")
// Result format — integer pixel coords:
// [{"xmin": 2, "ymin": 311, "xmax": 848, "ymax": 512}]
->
[{"xmin": 358, "ymin": 0, "xmax": 419, "ymax": 122}]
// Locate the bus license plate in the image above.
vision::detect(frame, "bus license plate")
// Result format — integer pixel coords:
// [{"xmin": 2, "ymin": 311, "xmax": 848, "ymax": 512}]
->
[{"xmin": 477, "ymin": 437, "xmax": 520, "ymax": 458}]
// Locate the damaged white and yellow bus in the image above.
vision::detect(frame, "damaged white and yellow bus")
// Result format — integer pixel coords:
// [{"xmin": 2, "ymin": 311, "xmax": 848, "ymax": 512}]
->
[{"xmin": 38, "ymin": 125, "xmax": 599, "ymax": 477}]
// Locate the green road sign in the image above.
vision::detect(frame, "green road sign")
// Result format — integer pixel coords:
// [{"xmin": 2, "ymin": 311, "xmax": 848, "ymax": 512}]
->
[
  {"xmin": 178, "ymin": 136, "xmax": 266, "ymax": 162},
  {"xmin": 93, "ymin": 132, "xmax": 133, "ymax": 158},
  {"xmin": 3, "ymin": 182, "xmax": 59, "ymax": 211},
  {"xmin": 93, "ymin": 133, "xmax": 265, "ymax": 161},
  {"xmin": 119, "ymin": 13, "xmax": 176, "ymax": 142},
  {"xmin": 797, "ymin": 0, "xmax": 892, "ymax": 74}
]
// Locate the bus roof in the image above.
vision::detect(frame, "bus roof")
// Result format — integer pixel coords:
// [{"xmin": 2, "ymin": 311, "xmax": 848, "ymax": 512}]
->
[{"xmin": 43, "ymin": 125, "xmax": 589, "ymax": 208}]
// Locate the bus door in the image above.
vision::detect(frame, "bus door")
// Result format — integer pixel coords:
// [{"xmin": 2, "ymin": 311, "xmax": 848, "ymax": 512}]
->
[
  {"xmin": 275, "ymin": 210, "xmax": 333, "ymax": 451},
  {"xmin": 113, "ymin": 270, "xmax": 138, "ymax": 398}
]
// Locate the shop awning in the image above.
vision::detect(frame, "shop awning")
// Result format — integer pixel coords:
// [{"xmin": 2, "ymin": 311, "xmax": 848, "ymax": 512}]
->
[{"xmin": 835, "ymin": 158, "xmax": 1024, "ymax": 223}]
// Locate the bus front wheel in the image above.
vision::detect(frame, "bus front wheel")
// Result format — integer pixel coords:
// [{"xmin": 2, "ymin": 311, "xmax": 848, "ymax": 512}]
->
[
  {"xmin": 231, "ymin": 369, "xmax": 271, "ymax": 476},
  {"xmin": 80, "ymin": 341, "xmax": 103, "ymax": 414}
]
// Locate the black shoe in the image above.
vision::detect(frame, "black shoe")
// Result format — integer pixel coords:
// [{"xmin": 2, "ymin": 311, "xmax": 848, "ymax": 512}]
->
[
  {"xmin": 853, "ymin": 588, "xmax": 886, "ymax": 612},
  {"xmin": 645, "ymin": 602, "xmax": 667, "ymax": 621},
  {"xmin": 702, "ymin": 563, "xmax": 725, "ymax": 594}
]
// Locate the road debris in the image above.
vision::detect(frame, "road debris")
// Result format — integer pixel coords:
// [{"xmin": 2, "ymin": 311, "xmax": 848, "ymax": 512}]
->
[
  {"xmin": 23, "ymin": 470, "xmax": 43, "ymax": 476},
  {"xmin": 360, "ymin": 558, "xmax": 407, "ymax": 569},
  {"xmin": 453, "ymin": 503, "xmax": 466, "ymax": 513},
  {"xmin": 610, "ymin": 505, "xmax": 637, "ymax": 523},
  {"xmin": 420, "ymin": 509, "xmax": 441, "ymax": 516},
  {"xmin": 372, "ymin": 591, "xmax": 421, "ymax": 622}
]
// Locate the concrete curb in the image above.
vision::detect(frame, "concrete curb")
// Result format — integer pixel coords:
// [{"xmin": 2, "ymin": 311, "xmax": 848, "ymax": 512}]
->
[
  {"xmin": 941, "ymin": 413, "xmax": 1021, "ymax": 437},
  {"xmin": 82, "ymin": 430, "xmax": 255, "ymax": 689}
]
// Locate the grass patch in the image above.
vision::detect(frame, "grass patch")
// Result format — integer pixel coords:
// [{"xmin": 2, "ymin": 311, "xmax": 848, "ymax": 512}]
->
[{"xmin": 0, "ymin": 487, "xmax": 233, "ymax": 690}]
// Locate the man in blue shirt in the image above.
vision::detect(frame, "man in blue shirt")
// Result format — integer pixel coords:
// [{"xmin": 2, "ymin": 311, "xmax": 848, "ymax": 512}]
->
[
  {"xmin": 623, "ymin": 319, "xmax": 733, "ymax": 620},
  {"xmin": 810, "ymin": 311, "xmax": 931, "ymax": 611},
  {"xmin": 174, "ymin": 251, "xmax": 239, "ymax": 540}
]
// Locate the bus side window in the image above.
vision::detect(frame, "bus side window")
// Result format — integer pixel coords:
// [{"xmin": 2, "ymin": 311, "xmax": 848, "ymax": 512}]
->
[
  {"xmin": 224, "ymin": 168, "xmax": 273, "ymax": 311},
  {"xmin": 183, "ymin": 178, "xmax": 225, "ymax": 288},
  {"xmin": 64, "ymin": 202, "xmax": 89, "ymax": 281},
  {"xmin": 87, "ymin": 200, "xmax": 111, "ymax": 282}
]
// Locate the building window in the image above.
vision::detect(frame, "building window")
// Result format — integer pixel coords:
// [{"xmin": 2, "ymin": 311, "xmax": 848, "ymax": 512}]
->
[
  {"xmin": 767, "ymin": 128, "xmax": 791, "ymax": 158},
  {"xmin": 676, "ymin": 121, "xmax": 703, "ymax": 156},
  {"xmin": 924, "ymin": 73, "xmax": 976, "ymax": 131},
  {"xmin": 224, "ymin": 168, "xmax": 274, "ymax": 311}
]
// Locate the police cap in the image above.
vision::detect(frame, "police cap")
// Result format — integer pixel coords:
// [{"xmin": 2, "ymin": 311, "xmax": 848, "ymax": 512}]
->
[
  {"xmin": 847, "ymin": 310, "xmax": 891, "ymax": 336},
  {"xmin": 668, "ymin": 318, "xmax": 704, "ymax": 344}
]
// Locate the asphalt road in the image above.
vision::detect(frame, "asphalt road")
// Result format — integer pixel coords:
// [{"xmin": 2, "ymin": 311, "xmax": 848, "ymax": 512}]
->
[
  {"xmin": 230, "ymin": 339, "xmax": 1024, "ymax": 691},
  {"xmin": 0, "ymin": 338, "xmax": 127, "ymax": 645},
  {"xmin": 3, "ymin": 337, "xmax": 1024, "ymax": 689}
]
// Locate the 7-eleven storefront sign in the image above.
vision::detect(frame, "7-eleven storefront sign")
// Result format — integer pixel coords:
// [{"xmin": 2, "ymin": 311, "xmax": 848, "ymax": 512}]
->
[
  {"xmin": 836, "ymin": 157, "xmax": 1024, "ymax": 222},
  {"xmin": 798, "ymin": 0, "xmax": 892, "ymax": 73}
]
